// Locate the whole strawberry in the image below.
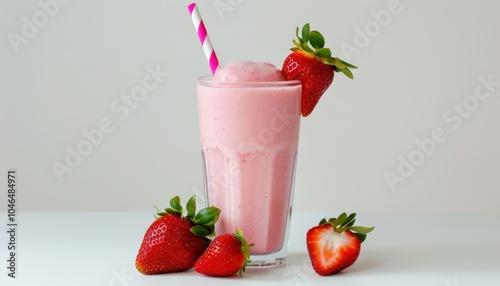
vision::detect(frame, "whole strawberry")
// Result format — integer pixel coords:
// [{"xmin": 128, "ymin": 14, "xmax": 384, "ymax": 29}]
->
[
  {"xmin": 194, "ymin": 229, "xmax": 253, "ymax": 277},
  {"xmin": 282, "ymin": 23, "xmax": 357, "ymax": 116},
  {"xmin": 135, "ymin": 195, "xmax": 220, "ymax": 274},
  {"xmin": 306, "ymin": 213, "xmax": 374, "ymax": 275}
]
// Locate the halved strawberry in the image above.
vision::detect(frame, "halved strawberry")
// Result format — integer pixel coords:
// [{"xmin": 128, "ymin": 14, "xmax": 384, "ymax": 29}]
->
[
  {"xmin": 194, "ymin": 229, "xmax": 254, "ymax": 277},
  {"xmin": 306, "ymin": 213, "xmax": 374, "ymax": 275},
  {"xmin": 282, "ymin": 23, "xmax": 357, "ymax": 116},
  {"xmin": 135, "ymin": 195, "xmax": 220, "ymax": 274}
]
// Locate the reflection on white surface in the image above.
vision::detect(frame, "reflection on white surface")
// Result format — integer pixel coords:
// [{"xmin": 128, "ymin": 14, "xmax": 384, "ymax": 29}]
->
[{"xmin": 0, "ymin": 211, "xmax": 498, "ymax": 285}]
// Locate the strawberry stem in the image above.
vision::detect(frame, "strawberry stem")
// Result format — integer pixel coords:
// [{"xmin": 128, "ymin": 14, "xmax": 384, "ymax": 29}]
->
[
  {"xmin": 234, "ymin": 229, "xmax": 254, "ymax": 277},
  {"xmin": 154, "ymin": 195, "xmax": 221, "ymax": 239},
  {"xmin": 319, "ymin": 212, "xmax": 374, "ymax": 243},
  {"xmin": 291, "ymin": 23, "xmax": 358, "ymax": 79}
]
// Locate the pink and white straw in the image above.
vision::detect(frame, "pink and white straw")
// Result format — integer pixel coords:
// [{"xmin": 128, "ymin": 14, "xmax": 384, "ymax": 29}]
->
[{"xmin": 188, "ymin": 3, "xmax": 219, "ymax": 75}]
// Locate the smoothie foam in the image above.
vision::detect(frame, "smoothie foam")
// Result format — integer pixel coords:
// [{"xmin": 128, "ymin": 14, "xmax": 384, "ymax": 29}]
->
[
  {"xmin": 198, "ymin": 62, "xmax": 301, "ymax": 255},
  {"xmin": 213, "ymin": 61, "xmax": 285, "ymax": 82}
]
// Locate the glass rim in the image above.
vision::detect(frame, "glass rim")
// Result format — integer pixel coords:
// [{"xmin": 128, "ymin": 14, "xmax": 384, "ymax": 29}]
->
[{"xmin": 198, "ymin": 76, "xmax": 301, "ymax": 88}]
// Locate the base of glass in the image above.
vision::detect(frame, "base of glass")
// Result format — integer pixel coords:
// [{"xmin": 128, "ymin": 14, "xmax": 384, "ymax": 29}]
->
[{"xmin": 247, "ymin": 254, "xmax": 287, "ymax": 268}]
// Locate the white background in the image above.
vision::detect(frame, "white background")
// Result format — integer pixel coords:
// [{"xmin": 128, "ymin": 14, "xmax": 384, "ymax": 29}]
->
[{"xmin": 1, "ymin": 0, "xmax": 499, "ymax": 212}]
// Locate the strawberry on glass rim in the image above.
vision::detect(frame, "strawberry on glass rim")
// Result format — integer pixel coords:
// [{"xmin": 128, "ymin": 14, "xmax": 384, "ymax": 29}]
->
[{"xmin": 282, "ymin": 23, "xmax": 357, "ymax": 116}]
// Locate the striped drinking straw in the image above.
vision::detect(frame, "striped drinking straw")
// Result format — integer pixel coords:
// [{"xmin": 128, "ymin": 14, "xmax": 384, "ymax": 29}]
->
[{"xmin": 188, "ymin": 3, "xmax": 220, "ymax": 75}]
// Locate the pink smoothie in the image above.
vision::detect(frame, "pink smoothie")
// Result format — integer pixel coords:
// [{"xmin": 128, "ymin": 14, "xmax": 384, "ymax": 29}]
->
[{"xmin": 197, "ymin": 62, "xmax": 301, "ymax": 255}]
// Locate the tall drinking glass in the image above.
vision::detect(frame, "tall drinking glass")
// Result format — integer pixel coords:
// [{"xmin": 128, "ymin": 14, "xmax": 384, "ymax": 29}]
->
[{"xmin": 197, "ymin": 76, "xmax": 301, "ymax": 267}]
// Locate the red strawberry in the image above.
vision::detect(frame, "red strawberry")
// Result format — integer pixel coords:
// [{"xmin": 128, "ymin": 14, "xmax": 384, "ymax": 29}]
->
[
  {"xmin": 282, "ymin": 23, "xmax": 357, "ymax": 116},
  {"xmin": 194, "ymin": 229, "xmax": 254, "ymax": 277},
  {"xmin": 306, "ymin": 213, "xmax": 374, "ymax": 275},
  {"xmin": 135, "ymin": 195, "xmax": 220, "ymax": 274}
]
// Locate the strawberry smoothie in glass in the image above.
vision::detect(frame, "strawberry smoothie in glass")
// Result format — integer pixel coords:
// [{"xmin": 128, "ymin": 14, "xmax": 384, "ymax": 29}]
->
[{"xmin": 197, "ymin": 62, "xmax": 301, "ymax": 267}]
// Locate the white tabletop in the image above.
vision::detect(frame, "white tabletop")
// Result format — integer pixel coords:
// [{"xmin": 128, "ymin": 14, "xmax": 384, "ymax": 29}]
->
[{"xmin": 1, "ymin": 211, "xmax": 499, "ymax": 286}]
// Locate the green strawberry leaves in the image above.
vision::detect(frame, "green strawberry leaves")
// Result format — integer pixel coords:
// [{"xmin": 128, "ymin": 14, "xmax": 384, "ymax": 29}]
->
[
  {"xmin": 186, "ymin": 195, "xmax": 196, "ymax": 218},
  {"xmin": 300, "ymin": 24, "xmax": 309, "ymax": 44},
  {"xmin": 319, "ymin": 212, "xmax": 374, "ymax": 243},
  {"xmin": 309, "ymin": 30, "xmax": 325, "ymax": 49},
  {"xmin": 292, "ymin": 23, "xmax": 358, "ymax": 79},
  {"xmin": 191, "ymin": 225, "xmax": 212, "ymax": 237},
  {"xmin": 155, "ymin": 195, "xmax": 221, "ymax": 238},
  {"xmin": 353, "ymin": 233, "xmax": 368, "ymax": 243},
  {"xmin": 234, "ymin": 229, "xmax": 254, "ymax": 277},
  {"xmin": 316, "ymin": 48, "xmax": 331, "ymax": 58},
  {"xmin": 166, "ymin": 196, "xmax": 183, "ymax": 214},
  {"xmin": 193, "ymin": 206, "xmax": 220, "ymax": 226}
]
